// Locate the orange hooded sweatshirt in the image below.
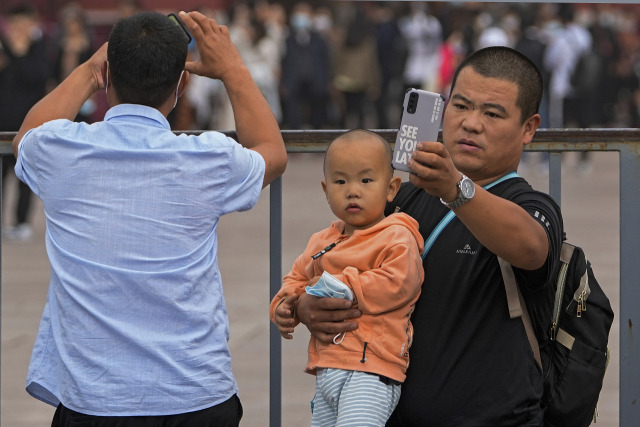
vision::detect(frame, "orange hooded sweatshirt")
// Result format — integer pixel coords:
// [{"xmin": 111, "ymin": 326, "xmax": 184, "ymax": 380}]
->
[{"xmin": 270, "ymin": 212, "xmax": 424, "ymax": 383}]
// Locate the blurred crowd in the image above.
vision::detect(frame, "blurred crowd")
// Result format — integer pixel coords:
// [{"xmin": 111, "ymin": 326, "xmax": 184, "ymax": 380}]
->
[
  {"xmin": 179, "ymin": 1, "xmax": 640, "ymax": 132},
  {"xmin": 2, "ymin": 0, "xmax": 640, "ymax": 239},
  {"xmin": 0, "ymin": 0, "xmax": 142, "ymax": 240},
  {"xmin": 4, "ymin": 1, "xmax": 640, "ymax": 132}
]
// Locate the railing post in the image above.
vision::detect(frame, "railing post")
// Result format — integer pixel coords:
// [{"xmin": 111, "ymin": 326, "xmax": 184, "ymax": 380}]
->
[
  {"xmin": 269, "ymin": 176, "xmax": 283, "ymax": 427},
  {"xmin": 548, "ymin": 152, "xmax": 562, "ymax": 207},
  {"xmin": 0, "ymin": 157, "xmax": 3, "ymax": 416},
  {"xmin": 1, "ymin": 130, "xmax": 639, "ymax": 426},
  {"xmin": 619, "ymin": 146, "xmax": 640, "ymax": 426}
]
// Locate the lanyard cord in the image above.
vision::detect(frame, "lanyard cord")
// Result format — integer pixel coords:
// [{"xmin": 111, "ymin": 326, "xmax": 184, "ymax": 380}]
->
[
  {"xmin": 421, "ymin": 172, "xmax": 520, "ymax": 260},
  {"xmin": 311, "ymin": 235, "xmax": 350, "ymax": 260}
]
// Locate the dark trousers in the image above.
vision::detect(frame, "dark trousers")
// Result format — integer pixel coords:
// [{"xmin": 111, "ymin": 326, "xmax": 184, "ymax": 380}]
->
[
  {"xmin": 52, "ymin": 394, "xmax": 243, "ymax": 427},
  {"xmin": 341, "ymin": 91, "xmax": 367, "ymax": 129}
]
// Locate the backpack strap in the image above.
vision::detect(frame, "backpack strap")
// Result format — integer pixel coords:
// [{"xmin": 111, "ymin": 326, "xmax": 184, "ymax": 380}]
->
[
  {"xmin": 499, "ymin": 242, "xmax": 578, "ymax": 368},
  {"xmin": 550, "ymin": 243, "xmax": 575, "ymax": 340},
  {"xmin": 498, "ymin": 257, "xmax": 542, "ymax": 369}
]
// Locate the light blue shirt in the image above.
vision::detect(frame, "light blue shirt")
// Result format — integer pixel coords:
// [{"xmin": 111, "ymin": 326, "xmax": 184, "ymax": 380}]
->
[{"xmin": 15, "ymin": 104, "xmax": 266, "ymax": 416}]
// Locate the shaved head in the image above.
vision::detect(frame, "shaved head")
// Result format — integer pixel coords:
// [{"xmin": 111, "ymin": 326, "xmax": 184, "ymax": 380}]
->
[{"xmin": 324, "ymin": 129, "xmax": 393, "ymax": 177}]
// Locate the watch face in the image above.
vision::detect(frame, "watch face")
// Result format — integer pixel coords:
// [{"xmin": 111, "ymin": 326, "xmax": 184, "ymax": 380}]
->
[{"xmin": 460, "ymin": 178, "xmax": 475, "ymax": 198}]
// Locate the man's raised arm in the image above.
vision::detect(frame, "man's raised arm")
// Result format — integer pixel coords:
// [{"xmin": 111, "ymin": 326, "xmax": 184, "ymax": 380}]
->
[
  {"xmin": 179, "ymin": 11, "xmax": 286, "ymax": 188},
  {"xmin": 13, "ymin": 43, "xmax": 107, "ymax": 157}
]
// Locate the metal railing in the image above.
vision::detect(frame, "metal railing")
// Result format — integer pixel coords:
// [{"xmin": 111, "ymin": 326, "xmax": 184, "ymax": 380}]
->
[{"xmin": 1, "ymin": 128, "xmax": 639, "ymax": 426}]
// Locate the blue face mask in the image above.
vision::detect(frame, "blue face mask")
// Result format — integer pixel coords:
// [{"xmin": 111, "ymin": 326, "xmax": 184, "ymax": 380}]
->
[
  {"xmin": 173, "ymin": 70, "xmax": 184, "ymax": 109},
  {"xmin": 105, "ymin": 61, "xmax": 110, "ymax": 96},
  {"xmin": 306, "ymin": 272, "xmax": 354, "ymax": 344},
  {"xmin": 291, "ymin": 13, "xmax": 311, "ymax": 31},
  {"xmin": 305, "ymin": 271, "xmax": 353, "ymax": 301}
]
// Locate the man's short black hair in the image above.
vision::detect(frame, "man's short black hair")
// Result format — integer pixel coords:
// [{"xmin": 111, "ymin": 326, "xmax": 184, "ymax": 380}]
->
[
  {"xmin": 107, "ymin": 11, "xmax": 188, "ymax": 108},
  {"xmin": 450, "ymin": 46, "xmax": 543, "ymax": 124}
]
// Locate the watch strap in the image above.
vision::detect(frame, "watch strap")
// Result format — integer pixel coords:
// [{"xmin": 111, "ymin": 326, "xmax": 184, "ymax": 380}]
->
[{"xmin": 440, "ymin": 174, "xmax": 473, "ymax": 209}]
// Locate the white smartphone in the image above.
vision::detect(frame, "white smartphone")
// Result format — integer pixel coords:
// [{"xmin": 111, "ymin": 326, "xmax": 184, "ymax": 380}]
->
[{"xmin": 393, "ymin": 88, "xmax": 445, "ymax": 172}]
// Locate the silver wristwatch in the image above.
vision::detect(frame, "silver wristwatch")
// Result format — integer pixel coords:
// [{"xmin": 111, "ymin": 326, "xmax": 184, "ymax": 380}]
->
[{"xmin": 440, "ymin": 174, "xmax": 475, "ymax": 209}]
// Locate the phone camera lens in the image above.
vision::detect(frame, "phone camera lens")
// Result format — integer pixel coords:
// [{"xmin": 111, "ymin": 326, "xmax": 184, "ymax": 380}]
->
[{"xmin": 407, "ymin": 92, "xmax": 419, "ymax": 114}]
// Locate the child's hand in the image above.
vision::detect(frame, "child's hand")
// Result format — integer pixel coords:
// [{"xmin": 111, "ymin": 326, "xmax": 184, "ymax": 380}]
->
[
  {"xmin": 306, "ymin": 275, "xmax": 321, "ymax": 288},
  {"xmin": 274, "ymin": 295, "xmax": 298, "ymax": 339}
]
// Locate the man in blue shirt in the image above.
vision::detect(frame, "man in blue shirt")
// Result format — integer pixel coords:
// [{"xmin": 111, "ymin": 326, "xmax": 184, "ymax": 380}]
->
[{"xmin": 12, "ymin": 10, "xmax": 286, "ymax": 426}]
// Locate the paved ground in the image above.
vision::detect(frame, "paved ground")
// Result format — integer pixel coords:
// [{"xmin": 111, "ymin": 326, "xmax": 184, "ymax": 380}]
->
[{"xmin": 1, "ymin": 151, "xmax": 621, "ymax": 426}]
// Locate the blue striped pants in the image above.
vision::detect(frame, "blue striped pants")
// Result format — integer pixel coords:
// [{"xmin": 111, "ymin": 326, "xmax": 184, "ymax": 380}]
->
[{"xmin": 311, "ymin": 368, "xmax": 401, "ymax": 427}]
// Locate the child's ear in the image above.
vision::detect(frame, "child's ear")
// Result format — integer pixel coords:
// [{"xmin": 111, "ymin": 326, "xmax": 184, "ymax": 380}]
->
[
  {"xmin": 387, "ymin": 176, "xmax": 402, "ymax": 202},
  {"xmin": 321, "ymin": 180, "xmax": 328, "ymax": 199}
]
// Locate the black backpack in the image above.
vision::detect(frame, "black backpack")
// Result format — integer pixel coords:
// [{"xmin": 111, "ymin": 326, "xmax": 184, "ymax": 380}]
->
[{"xmin": 499, "ymin": 241, "xmax": 614, "ymax": 427}]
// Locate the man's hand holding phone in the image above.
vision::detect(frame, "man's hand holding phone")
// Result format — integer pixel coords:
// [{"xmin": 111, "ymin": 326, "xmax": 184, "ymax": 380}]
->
[
  {"xmin": 408, "ymin": 141, "xmax": 462, "ymax": 203},
  {"xmin": 178, "ymin": 11, "xmax": 246, "ymax": 81}
]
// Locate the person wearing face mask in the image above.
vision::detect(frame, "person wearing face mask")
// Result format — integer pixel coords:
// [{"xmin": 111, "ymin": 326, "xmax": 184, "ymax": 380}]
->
[
  {"xmin": 280, "ymin": 2, "xmax": 331, "ymax": 129},
  {"xmin": 0, "ymin": 2, "xmax": 52, "ymax": 241},
  {"xmin": 12, "ymin": 11, "xmax": 286, "ymax": 426}
]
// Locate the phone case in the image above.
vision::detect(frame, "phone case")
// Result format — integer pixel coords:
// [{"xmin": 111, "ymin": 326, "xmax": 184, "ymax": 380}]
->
[{"xmin": 393, "ymin": 88, "xmax": 445, "ymax": 172}]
